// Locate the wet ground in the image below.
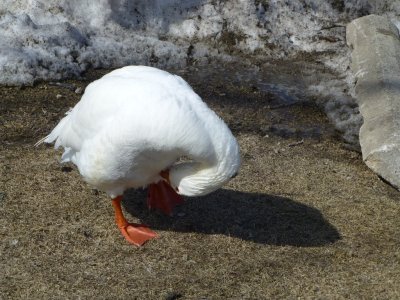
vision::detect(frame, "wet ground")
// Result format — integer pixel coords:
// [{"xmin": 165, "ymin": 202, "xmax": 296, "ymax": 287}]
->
[{"xmin": 1, "ymin": 62, "xmax": 400, "ymax": 299}]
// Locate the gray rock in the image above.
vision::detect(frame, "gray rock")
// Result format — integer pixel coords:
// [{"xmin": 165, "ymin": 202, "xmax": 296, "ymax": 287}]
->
[{"xmin": 347, "ymin": 15, "xmax": 400, "ymax": 189}]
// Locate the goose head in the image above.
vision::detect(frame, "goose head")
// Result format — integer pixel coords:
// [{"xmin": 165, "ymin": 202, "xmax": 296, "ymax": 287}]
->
[{"xmin": 168, "ymin": 136, "xmax": 241, "ymax": 197}]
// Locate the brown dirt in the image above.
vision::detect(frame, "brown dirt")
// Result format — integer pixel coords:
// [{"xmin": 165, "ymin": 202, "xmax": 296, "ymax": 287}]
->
[{"xmin": 1, "ymin": 68, "xmax": 400, "ymax": 299}]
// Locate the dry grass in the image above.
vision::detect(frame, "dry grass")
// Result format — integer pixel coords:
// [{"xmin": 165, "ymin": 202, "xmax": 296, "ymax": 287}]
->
[{"xmin": 1, "ymin": 68, "xmax": 400, "ymax": 299}]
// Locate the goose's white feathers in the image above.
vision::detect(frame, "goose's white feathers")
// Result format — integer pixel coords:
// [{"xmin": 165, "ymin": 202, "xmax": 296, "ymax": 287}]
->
[{"xmin": 39, "ymin": 66, "xmax": 240, "ymax": 198}]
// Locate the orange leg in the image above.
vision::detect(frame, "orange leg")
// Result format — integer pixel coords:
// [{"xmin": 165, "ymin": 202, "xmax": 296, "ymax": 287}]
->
[
  {"xmin": 112, "ymin": 195, "xmax": 157, "ymax": 246},
  {"xmin": 147, "ymin": 176, "xmax": 184, "ymax": 216}
]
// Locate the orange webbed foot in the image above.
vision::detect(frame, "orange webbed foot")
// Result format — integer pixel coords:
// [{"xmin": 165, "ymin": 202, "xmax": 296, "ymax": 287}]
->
[
  {"xmin": 118, "ymin": 223, "xmax": 157, "ymax": 246},
  {"xmin": 112, "ymin": 196, "xmax": 157, "ymax": 246}
]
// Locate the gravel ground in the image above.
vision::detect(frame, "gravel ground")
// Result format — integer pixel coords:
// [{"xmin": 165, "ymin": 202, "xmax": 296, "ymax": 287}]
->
[{"xmin": 1, "ymin": 66, "xmax": 399, "ymax": 299}]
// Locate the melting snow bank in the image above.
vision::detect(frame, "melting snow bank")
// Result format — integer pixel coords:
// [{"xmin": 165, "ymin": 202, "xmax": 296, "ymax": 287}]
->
[
  {"xmin": 0, "ymin": 8, "xmax": 187, "ymax": 85},
  {"xmin": 1, "ymin": 0, "xmax": 399, "ymax": 85}
]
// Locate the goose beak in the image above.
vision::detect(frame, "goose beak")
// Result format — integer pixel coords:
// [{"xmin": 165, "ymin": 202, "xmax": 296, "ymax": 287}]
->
[{"xmin": 160, "ymin": 169, "xmax": 179, "ymax": 192}]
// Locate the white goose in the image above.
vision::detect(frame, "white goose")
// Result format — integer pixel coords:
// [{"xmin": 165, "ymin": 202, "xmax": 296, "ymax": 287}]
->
[{"xmin": 37, "ymin": 66, "xmax": 241, "ymax": 246}]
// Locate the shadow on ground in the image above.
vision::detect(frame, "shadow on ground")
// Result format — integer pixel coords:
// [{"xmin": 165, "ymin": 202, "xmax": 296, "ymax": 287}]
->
[{"xmin": 123, "ymin": 188, "xmax": 340, "ymax": 247}]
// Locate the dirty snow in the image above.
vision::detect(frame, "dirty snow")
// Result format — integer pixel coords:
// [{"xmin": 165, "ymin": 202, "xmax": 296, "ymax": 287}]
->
[{"xmin": 1, "ymin": 0, "xmax": 399, "ymax": 85}]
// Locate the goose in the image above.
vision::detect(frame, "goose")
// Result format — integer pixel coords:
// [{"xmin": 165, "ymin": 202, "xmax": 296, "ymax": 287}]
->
[{"xmin": 36, "ymin": 66, "xmax": 241, "ymax": 246}]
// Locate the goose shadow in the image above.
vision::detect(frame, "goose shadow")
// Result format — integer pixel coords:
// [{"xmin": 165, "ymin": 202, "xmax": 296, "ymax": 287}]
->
[{"xmin": 122, "ymin": 188, "xmax": 340, "ymax": 247}]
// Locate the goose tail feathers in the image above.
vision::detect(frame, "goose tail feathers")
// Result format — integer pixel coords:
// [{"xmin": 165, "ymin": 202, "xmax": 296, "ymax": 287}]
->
[{"xmin": 34, "ymin": 109, "xmax": 72, "ymax": 148}]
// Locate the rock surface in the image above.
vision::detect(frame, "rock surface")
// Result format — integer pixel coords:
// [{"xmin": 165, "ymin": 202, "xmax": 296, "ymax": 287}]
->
[{"xmin": 347, "ymin": 15, "xmax": 400, "ymax": 189}]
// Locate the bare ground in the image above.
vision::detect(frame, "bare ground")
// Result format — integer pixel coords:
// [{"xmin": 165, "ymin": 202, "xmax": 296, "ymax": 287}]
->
[{"xmin": 1, "ymin": 67, "xmax": 400, "ymax": 299}]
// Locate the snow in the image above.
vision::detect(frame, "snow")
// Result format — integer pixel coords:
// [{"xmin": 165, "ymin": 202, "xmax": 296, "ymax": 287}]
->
[
  {"xmin": 0, "ymin": 0, "xmax": 192, "ymax": 85},
  {"xmin": 1, "ymin": 0, "xmax": 399, "ymax": 85}
]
